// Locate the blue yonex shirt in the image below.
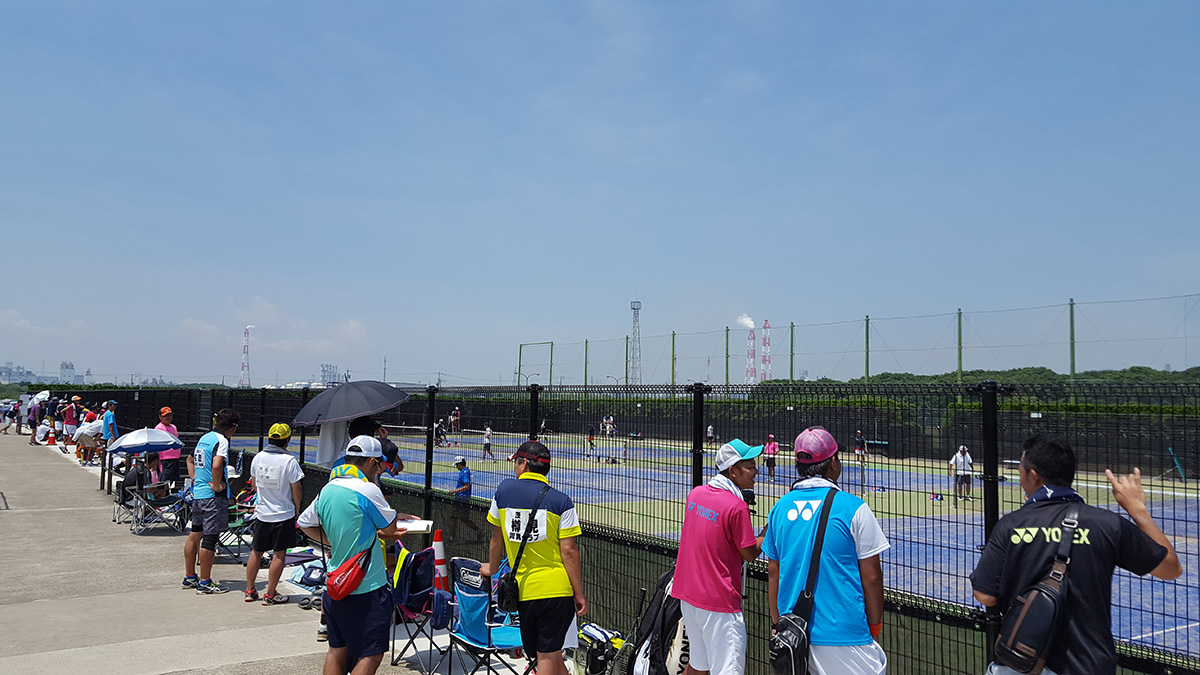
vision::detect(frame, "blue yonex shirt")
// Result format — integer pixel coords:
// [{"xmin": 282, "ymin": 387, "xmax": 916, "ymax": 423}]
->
[
  {"xmin": 192, "ymin": 431, "xmax": 230, "ymax": 500},
  {"xmin": 762, "ymin": 477, "xmax": 890, "ymax": 646},
  {"xmin": 455, "ymin": 466, "xmax": 472, "ymax": 501},
  {"xmin": 298, "ymin": 464, "xmax": 397, "ymax": 595}
]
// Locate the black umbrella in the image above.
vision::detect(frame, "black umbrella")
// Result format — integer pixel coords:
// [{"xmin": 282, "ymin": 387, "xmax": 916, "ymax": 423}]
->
[{"xmin": 293, "ymin": 380, "xmax": 411, "ymax": 426}]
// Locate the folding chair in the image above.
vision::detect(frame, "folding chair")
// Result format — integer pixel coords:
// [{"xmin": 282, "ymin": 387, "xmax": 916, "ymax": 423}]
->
[
  {"xmin": 112, "ymin": 457, "xmax": 144, "ymax": 524},
  {"xmin": 444, "ymin": 557, "xmax": 533, "ymax": 675},
  {"xmin": 390, "ymin": 546, "xmax": 446, "ymax": 674},
  {"xmin": 217, "ymin": 493, "xmax": 255, "ymax": 563},
  {"xmin": 129, "ymin": 483, "xmax": 188, "ymax": 535}
]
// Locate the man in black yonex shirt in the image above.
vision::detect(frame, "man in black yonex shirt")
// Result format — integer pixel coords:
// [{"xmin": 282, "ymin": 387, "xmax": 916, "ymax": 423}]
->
[{"xmin": 970, "ymin": 434, "xmax": 1181, "ymax": 675}]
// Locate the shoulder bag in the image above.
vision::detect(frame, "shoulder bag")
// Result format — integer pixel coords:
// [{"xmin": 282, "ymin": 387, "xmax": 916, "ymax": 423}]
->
[
  {"xmin": 994, "ymin": 505, "xmax": 1082, "ymax": 674},
  {"xmin": 770, "ymin": 488, "xmax": 837, "ymax": 675},
  {"xmin": 495, "ymin": 483, "xmax": 552, "ymax": 613}
]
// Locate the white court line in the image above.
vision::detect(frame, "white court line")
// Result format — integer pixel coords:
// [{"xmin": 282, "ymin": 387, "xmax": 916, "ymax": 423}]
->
[
  {"xmin": 1132, "ymin": 620, "xmax": 1200, "ymax": 642},
  {"xmin": 1074, "ymin": 479, "xmax": 1197, "ymax": 499}
]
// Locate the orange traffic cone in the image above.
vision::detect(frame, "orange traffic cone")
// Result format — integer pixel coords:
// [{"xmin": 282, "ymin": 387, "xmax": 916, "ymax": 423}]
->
[
  {"xmin": 47, "ymin": 427, "xmax": 57, "ymax": 446},
  {"xmin": 432, "ymin": 529, "xmax": 450, "ymax": 591}
]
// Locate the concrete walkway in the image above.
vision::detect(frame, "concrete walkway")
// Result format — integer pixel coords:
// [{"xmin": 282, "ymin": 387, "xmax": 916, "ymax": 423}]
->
[{"xmin": 0, "ymin": 434, "xmax": 420, "ymax": 675}]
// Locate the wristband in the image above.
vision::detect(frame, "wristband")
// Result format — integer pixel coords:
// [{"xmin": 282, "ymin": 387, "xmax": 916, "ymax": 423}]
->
[{"xmin": 869, "ymin": 621, "xmax": 882, "ymax": 637}]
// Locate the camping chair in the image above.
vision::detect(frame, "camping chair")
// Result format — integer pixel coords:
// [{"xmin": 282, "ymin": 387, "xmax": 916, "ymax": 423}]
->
[
  {"xmin": 217, "ymin": 491, "xmax": 255, "ymax": 563},
  {"xmin": 445, "ymin": 557, "xmax": 533, "ymax": 675},
  {"xmin": 390, "ymin": 546, "xmax": 447, "ymax": 674},
  {"xmin": 112, "ymin": 455, "xmax": 146, "ymax": 524},
  {"xmin": 129, "ymin": 482, "xmax": 188, "ymax": 535}
]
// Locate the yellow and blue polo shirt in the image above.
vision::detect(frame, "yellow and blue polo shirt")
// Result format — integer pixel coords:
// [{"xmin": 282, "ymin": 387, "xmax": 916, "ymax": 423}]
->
[{"xmin": 487, "ymin": 473, "xmax": 581, "ymax": 601}]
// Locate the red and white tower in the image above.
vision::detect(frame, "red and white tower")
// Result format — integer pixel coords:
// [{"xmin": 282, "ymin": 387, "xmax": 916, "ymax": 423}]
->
[
  {"xmin": 745, "ymin": 329, "xmax": 757, "ymax": 384},
  {"xmin": 238, "ymin": 325, "xmax": 254, "ymax": 387},
  {"xmin": 761, "ymin": 319, "xmax": 772, "ymax": 381}
]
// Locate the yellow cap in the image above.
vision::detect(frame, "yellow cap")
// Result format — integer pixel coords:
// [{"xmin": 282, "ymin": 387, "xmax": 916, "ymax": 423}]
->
[{"xmin": 268, "ymin": 423, "xmax": 292, "ymax": 440}]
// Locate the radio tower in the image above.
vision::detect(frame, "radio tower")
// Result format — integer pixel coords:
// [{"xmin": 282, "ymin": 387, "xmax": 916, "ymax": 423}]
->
[
  {"xmin": 745, "ymin": 328, "xmax": 757, "ymax": 384},
  {"xmin": 238, "ymin": 325, "xmax": 254, "ymax": 387},
  {"xmin": 761, "ymin": 319, "xmax": 772, "ymax": 381},
  {"xmin": 630, "ymin": 300, "xmax": 643, "ymax": 385}
]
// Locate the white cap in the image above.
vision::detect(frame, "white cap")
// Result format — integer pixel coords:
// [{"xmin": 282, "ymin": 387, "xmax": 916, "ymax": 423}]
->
[
  {"xmin": 454, "ymin": 455, "xmax": 466, "ymax": 464},
  {"xmin": 959, "ymin": 445, "xmax": 969, "ymax": 453},
  {"xmin": 716, "ymin": 439, "xmax": 764, "ymax": 471},
  {"xmin": 345, "ymin": 435, "xmax": 383, "ymax": 458}
]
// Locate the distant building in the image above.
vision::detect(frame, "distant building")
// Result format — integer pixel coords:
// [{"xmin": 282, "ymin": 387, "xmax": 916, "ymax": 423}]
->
[{"xmin": 60, "ymin": 362, "xmax": 75, "ymax": 384}]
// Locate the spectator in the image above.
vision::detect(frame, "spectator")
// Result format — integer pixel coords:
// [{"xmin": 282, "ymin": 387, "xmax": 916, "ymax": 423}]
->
[
  {"xmin": 763, "ymin": 434, "xmax": 779, "ymax": 483},
  {"xmin": 155, "ymin": 407, "xmax": 183, "ymax": 489},
  {"xmin": 671, "ymin": 439, "xmax": 764, "ymax": 675},
  {"xmin": 949, "ymin": 445, "xmax": 974, "ymax": 502},
  {"xmin": 182, "ymin": 408, "xmax": 239, "ymax": 595},
  {"xmin": 245, "ymin": 423, "xmax": 304, "ymax": 605},
  {"xmin": 970, "ymin": 434, "xmax": 1181, "ymax": 675},
  {"xmin": 60, "ymin": 396, "xmax": 81, "ymax": 443},
  {"xmin": 484, "ymin": 441, "xmax": 586, "ymax": 675},
  {"xmin": 448, "ymin": 455, "xmax": 479, "ymax": 544},
  {"xmin": 117, "ymin": 452, "xmax": 167, "ymax": 505},
  {"xmin": 26, "ymin": 399, "xmax": 42, "ymax": 445},
  {"xmin": 298, "ymin": 435, "xmax": 406, "ymax": 675},
  {"xmin": 0, "ymin": 401, "xmax": 16, "ymax": 434},
  {"xmin": 102, "ymin": 400, "xmax": 119, "ymax": 449},
  {"xmin": 74, "ymin": 414, "xmax": 104, "ymax": 466},
  {"xmin": 763, "ymin": 427, "xmax": 889, "ymax": 675}
]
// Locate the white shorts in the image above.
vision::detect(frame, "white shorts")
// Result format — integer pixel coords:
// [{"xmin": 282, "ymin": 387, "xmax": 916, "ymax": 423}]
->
[
  {"xmin": 55, "ymin": 421, "xmax": 64, "ymax": 431},
  {"xmin": 810, "ymin": 642, "xmax": 888, "ymax": 675},
  {"xmin": 65, "ymin": 424, "xmax": 77, "ymax": 436},
  {"xmin": 678, "ymin": 600, "xmax": 745, "ymax": 675}
]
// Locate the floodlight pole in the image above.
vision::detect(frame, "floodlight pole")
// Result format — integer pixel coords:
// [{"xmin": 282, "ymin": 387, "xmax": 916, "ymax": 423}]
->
[{"xmin": 584, "ymin": 339, "xmax": 589, "ymax": 390}]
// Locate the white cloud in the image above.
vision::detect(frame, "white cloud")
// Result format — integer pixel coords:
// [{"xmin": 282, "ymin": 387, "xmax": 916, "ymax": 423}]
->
[
  {"xmin": 179, "ymin": 318, "xmax": 224, "ymax": 342},
  {"xmin": 0, "ymin": 309, "xmax": 63, "ymax": 335},
  {"xmin": 736, "ymin": 313, "xmax": 755, "ymax": 329}
]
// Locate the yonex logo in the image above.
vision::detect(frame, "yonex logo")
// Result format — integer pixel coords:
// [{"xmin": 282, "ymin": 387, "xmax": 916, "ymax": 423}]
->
[
  {"xmin": 787, "ymin": 500, "xmax": 823, "ymax": 522},
  {"xmin": 1011, "ymin": 527, "xmax": 1038, "ymax": 544},
  {"xmin": 1010, "ymin": 526, "xmax": 1091, "ymax": 545}
]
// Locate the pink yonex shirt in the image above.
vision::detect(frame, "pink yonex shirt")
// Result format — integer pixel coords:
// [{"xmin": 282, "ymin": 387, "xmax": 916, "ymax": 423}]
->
[
  {"xmin": 672, "ymin": 484, "xmax": 757, "ymax": 613},
  {"xmin": 155, "ymin": 422, "xmax": 181, "ymax": 460},
  {"xmin": 764, "ymin": 441, "xmax": 779, "ymax": 456}
]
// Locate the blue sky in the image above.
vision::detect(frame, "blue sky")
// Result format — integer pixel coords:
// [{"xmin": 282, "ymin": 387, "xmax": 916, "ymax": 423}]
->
[{"xmin": 2, "ymin": 2, "xmax": 1197, "ymax": 385}]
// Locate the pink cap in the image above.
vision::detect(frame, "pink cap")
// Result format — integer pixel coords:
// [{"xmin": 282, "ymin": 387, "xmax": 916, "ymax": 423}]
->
[{"xmin": 794, "ymin": 427, "xmax": 838, "ymax": 464}]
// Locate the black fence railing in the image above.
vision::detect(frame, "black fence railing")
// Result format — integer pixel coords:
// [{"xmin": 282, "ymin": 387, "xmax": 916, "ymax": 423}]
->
[{"xmin": 51, "ymin": 382, "xmax": 1200, "ymax": 675}]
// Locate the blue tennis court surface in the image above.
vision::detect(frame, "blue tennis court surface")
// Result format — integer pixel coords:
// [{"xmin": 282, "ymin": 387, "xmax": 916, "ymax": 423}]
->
[{"xmin": 232, "ymin": 437, "xmax": 1198, "ymax": 657}]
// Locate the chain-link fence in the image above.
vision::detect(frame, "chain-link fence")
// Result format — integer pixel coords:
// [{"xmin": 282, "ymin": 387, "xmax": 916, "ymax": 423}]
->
[{"xmin": 52, "ymin": 382, "xmax": 1200, "ymax": 674}]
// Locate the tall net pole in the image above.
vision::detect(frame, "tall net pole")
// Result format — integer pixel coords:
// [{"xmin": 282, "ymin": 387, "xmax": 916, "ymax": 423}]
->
[{"xmin": 630, "ymin": 301, "xmax": 643, "ymax": 385}]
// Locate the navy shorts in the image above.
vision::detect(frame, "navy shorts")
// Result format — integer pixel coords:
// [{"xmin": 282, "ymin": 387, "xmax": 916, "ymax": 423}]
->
[
  {"xmin": 324, "ymin": 586, "xmax": 391, "ymax": 659},
  {"xmin": 518, "ymin": 595, "xmax": 575, "ymax": 655}
]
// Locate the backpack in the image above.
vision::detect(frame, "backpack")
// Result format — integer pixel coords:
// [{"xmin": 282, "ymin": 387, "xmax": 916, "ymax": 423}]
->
[
  {"xmin": 994, "ymin": 506, "xmax": 1082, "ymax": 674},
  {"xmin": 392, "ymin": 546, "xmax": 436, "ymax": 612},
  {"xmin": 631, "ymin": 569, "xmax": 689, "ymax": 675}
]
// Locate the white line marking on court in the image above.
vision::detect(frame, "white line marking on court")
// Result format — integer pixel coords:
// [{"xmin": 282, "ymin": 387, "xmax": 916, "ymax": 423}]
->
[
  {"xmin": 1132, "ymin": 620, "xmax": 1200, "ymax": 641},
  {"xmin": 1073, "ymin": 480, "xmax": 1197, "ymax": 499}
]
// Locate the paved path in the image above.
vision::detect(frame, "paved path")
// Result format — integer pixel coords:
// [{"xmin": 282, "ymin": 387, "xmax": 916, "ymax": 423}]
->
[{"xmin": 0, "ymin": 434, "xmax": 420, "ymax": 675}]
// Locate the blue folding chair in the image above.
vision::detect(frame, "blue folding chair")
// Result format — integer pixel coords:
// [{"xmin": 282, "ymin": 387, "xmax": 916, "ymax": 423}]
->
[{"xmin": 445, "ymin": 557, "xmax": 532, "ymax": 675}]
